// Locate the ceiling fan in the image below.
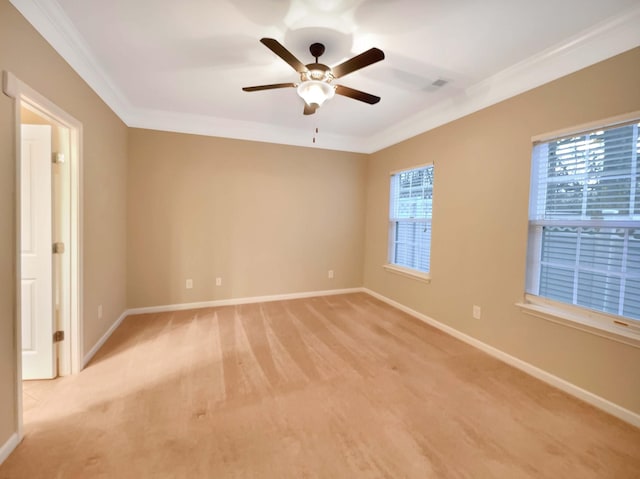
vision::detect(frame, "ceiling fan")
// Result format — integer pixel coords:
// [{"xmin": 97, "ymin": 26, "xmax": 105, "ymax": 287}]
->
[{"xmin": 242, "ymin": 38, "xmax": 385, "ymax": 115}]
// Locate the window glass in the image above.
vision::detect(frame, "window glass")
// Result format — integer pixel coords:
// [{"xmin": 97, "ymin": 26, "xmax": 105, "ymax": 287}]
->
[
  {"xmin": 389, "ymin": 165, "xmax": 433, "ymax": 273},
  {"xmin": 527, "ymin": 121, "xmax": 640, "ymax": 321}
]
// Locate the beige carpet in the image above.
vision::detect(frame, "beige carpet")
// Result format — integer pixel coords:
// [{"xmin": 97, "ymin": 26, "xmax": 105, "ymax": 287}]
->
[{"xmin": 1, "ymin": 293, "xmax": 639, "ymax": 478}]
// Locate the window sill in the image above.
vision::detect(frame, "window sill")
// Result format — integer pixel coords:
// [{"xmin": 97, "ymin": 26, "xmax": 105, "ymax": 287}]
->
[
  {"xmin": 383, "ymin": 264, "xmax": 431, "ymax": 283},
  {"xmin": 516, "ymin": 295, "xmax": 640, "ymax": 349}
]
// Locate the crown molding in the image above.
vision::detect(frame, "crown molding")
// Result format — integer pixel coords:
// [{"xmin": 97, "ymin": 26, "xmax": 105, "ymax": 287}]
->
[
  {"xmin": 10, "ymin": 1, "xmax": 640, "ymax": 154},
  {"xmin": 9, "ymin": 0, "xmax": 133, "ymax": 117},
  {"xmin": 125, "ymin": 107, "xmax": 366, "ymax": 153},
  {"xmin": 366, "ymin": 5, "xmax": 640, "ymax": 153}
]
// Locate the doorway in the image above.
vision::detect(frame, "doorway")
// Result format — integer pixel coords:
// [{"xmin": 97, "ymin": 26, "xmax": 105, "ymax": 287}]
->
[{"xmin": 3, "ymin": 71, "xmax": 83, "ymax": 440}]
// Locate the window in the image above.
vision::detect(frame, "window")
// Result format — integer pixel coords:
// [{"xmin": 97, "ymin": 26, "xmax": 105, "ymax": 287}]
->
[
  {"xmin": 526, "ymin": 120, "xmax": 640, "ymax": 325},
  {"xmin": 388, "ymin": 164, "xmax": 433, "ymax": 276}
]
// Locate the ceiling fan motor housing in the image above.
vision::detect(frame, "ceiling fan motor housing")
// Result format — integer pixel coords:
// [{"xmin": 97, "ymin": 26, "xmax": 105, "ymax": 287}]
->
[
  {"xmin": 309, "ymin": 42, "xmax": 325, "ymax": 60},
  {"xmin": 301, "ymin": 63, "xmax": 333, "ymax": 82}
]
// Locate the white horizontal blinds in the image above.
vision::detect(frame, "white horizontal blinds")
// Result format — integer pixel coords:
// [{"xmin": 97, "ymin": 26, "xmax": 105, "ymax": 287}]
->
[
  {"xmin": 532, "ymin": 123, "xmax": 640, "ymax": 222},
  {"xmin": 389, "ymin": 165, "xmax": 433, "ymax": 272},
  {"xmin": 528, "ymin": 121, "xmax": 640, "ymax": 320}
]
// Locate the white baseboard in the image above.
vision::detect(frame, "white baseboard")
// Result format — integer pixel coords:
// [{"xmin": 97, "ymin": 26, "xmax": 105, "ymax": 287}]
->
[
  {"xmin": 126, "ymin": 287, "xmax": 364, "ymax": 315},
  {"xmin": 363, "ymin": 288, "xmax": 640, "ymax": 428},
  {"xmin": 0, "ymin": 433, "xmax": 19, "ymax": 466},
  {"xmin": 82, "ymin": 310, "xmax": 129, "ymax": 368}
]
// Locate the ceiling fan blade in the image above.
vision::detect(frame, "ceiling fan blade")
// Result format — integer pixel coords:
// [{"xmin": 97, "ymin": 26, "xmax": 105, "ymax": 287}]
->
[
  {"xmin": 260, "ymin": 38, "xmax": 308, "ymax": 73},
  {"xmin": 332, "ymin": 48, "xmax": 385, "ymax": 78},
  {"xmin": 242, "ymin": 83, "xmax": 296, "ymax": 92},
  {"xmin": 335, "ymin": 85, "xmax": 380, "ymax": 104},
  {"xmin": 303, "ymin": 103, "xmax": 317, "ymax": 115}
]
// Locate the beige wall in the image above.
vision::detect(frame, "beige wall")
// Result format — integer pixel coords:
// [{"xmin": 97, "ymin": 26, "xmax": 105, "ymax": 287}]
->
[
  {"xmin": 364, "ymin": 47, "xmax": 640, "ymax": 414},
  {"xmin": 127, "ymin": 129, "xmax": 366, "ymax": 308},
  {"xmin": 0, "ymin": 0, "xmax": 127, "ymax": 446}
]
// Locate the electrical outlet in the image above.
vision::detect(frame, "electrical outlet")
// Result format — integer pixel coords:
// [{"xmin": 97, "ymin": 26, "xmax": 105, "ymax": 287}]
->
[
  {"xmin": 216, "ymin": 277, "xmax": 222, "ymax": 286},
  {"xmin": 473, "ymin": 305, "xmax": 481, "ymax": 320},
  {"xmin": 328, "ymin": 270, "xmax": 334, "ymax": 279},
  {"xmin": 186, "ymin": 279, "xmax": 193, "ymax": 289},
  {"xmin": 98, "ymin": 304, "xmax": 103, "ymax": 320}
]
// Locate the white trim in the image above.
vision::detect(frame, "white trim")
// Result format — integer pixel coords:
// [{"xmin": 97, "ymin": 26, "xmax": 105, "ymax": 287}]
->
[
  {"xmin": 366, "ymin": 6, "xmax": 640, "ymax": 153},
  {"xmin": 362, "ymin": 288, "xmax": 640, "ymax": 428},
  {"xmin": 3, "ymin": 71, "xmax": 83, "ymax": 444},
  {"xmin": 7, "ymin": 0, "xmax": 131, "ymax": 120},
  {"xmin": 127, "ymin": 288, "xmax": 364, "ymax": 315},
  {"xmin": 4, "ymin": 72, "xmax": 84, "ymax": 375},
  {"xmin": 8, "ymin": 1, "xmax": 640, "ymax": 153},
  {"xmin": 0, "ymin": 433, "xmax": 19, "ymax": 466},
  {"xmin": 382, "ymin": 264, "xmax": 431, "ymax": 283},
  {"xmin": 5, "ymin": 69, "xmax": 24, "ymax": 443},
  {"xmin": 517, "ymin": 295, "xmax": 640, "ymax": 350},
  {"xmin": 389, "ymin": 162, "xmax": 433, "ymax": 176},
  {"xmin": 531, "ymin": 110, "xmax": 640, "ymax": 144},
  {"xmin": 124, "ymin": 108, "xmax": 364, "ymax": 154},
  {"xmin": 82, "ymin": 310, "xmax": 128, "ymax": 368},
  {"xmin": 69, "ymin": 121, "xmax": 83, "ymax": 374}
]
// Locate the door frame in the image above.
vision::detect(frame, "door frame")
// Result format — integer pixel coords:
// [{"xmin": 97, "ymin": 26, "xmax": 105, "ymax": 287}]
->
[{"xmin": 3, "ymin": 71, "xmax": 83, "ymax": 440}]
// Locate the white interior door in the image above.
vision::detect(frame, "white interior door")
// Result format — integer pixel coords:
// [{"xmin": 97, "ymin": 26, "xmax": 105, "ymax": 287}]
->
[{"xmin": 21, "ymin": 124, "xmax": 55, "ymax": 380}]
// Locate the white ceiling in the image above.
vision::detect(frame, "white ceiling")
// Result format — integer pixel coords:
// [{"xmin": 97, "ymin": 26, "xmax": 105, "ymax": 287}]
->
[{"xmin": 11, "ymin": 0, "xmax": 640, "ymax": 153}]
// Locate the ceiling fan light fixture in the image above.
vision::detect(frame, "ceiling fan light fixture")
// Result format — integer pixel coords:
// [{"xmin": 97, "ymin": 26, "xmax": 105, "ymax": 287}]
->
[{"xmin": 297, "ymin": 80, "xmax": 335, "ymax": 108}]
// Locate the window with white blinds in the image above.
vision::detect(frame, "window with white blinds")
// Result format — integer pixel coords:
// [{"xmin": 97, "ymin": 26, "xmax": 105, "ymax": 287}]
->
[
  {"xmin": 388, "ymin": 164, "xmax": 433, "ymax": 274},
  {"xmin": 526, "ymin": 120, "xmax": 640, "ymax": 323}
]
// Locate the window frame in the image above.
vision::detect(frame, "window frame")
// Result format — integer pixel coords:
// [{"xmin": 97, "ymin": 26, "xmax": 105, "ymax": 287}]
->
[
  {"xmin": 385, "ymin": 163, "xmax": 434, "ymax": 283},
  {"xmin": 521, "ymin": 111, "xmax": 640, "ymax": 348}
]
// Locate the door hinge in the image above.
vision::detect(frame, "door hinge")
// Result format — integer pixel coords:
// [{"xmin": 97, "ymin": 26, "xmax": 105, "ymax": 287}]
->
[
  {"xmin": 53, "ymin": 242, "xmax": 65, "ymax": 254},
  {"xmin": 53, "ymin": 330, "xmax": 64, "ymax": 342},
  {"xmin": 52, "ymin": 152, "xmax": 65, "ymax": 164}
]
